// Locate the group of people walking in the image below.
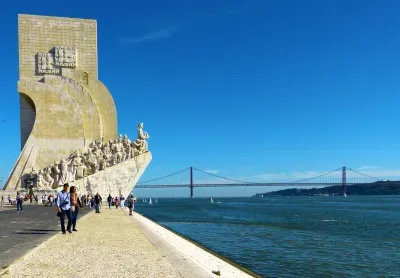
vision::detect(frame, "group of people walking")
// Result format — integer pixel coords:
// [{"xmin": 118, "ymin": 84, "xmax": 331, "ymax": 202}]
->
[
  {"xmin": 106, "ymin": 194, "xmax": 136, "ymax": 215},
  {"xmin": 6, "ymin": 184, "xmax": 136, "ymax": 234},
  {"xmin": 56, "ymin": 183, "xmax": 83, "ymax": 234},
  {"xmin": 55, "ymin": 186, "xmax": 136, "ymax": 233}
]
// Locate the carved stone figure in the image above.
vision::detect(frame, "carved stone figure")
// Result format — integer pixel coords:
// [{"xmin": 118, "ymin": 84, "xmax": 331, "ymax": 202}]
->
[
  {"xmin": 87, "ymin": 147, "xmax": 99, "ymax": 173},
  {"xmin": 135, "ymin": 123, "xmax": 149, "ymax": 153},
  {"xmin": 71, "ymin": 150, "xmax": 86, "ymax": 181},
  {"xmin": 37, "ymin": 169, "xmax": 44, "ymax": 189},
  {"xmin": 58, "ymin": 159, "xmax": 71, "ymax": 185},
  {"xmin": 52, "ymin": 161, "xmax": 60, "ymax": 188},
  {"xmin": 43, "ymin": 167, "xmax": 54, "ymax": 189},
  {"xmin": 24, "ymin": 131, "xmax": 149, "ymax": 190},
  {"xmin": 123, "ymin": 134, "xmax": 131, "ymax": 146}
]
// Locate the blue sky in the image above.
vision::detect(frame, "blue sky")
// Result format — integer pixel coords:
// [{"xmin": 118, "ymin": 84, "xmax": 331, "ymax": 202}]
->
[{"xmin": 0, "ymin": 0, "xmax": 399, "ymax": 197}]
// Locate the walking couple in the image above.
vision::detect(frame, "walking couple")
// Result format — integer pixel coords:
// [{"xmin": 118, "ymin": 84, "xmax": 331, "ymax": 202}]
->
[{"xmin": 56, "ymin": 183, "xmax": 83, "ymax": 234}]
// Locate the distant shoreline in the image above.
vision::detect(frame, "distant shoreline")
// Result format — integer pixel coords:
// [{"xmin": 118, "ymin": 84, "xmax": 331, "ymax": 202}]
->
[{"xmin": 256, "ymin": 181, "xmax": 400, "ymax": 197}]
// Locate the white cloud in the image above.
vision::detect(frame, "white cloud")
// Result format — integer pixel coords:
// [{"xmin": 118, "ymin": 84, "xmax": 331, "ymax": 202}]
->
[
  {"xmin": 251, "ymin": 171, "xmax": 323, "ymax": 182},
  {"xmin": 356, "ymin": 169, "xmax": 400, "ymax": 179},
  {"xmin": 120, "ymin": 5, "xmax": 246, "ymax": 45},
  {"xmin": 120, "ymin": 26, "xmax": 177, "ymax": 45},
  {"xmin": 203, "ymin": 169, "xmax": 220, "ymax": 174},
  {"xmin": 357, "ymin": 166, "xmax": 382, "ymax": 170}
]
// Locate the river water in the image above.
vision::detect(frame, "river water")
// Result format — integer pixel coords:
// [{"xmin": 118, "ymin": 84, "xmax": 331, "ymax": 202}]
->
[{"xmin": 134, "ymin": 196, "xmax": 400, "ymax": 277}]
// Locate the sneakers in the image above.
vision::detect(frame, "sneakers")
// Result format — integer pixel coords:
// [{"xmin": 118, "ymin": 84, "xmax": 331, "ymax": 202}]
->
[{"xmin": 73, "ymin": 229, "xmax": 78, "ymax": 232}]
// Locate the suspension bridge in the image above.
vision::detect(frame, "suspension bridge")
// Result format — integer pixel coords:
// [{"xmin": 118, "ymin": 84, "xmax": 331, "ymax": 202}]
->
[{"xmin": 136, "ymin": 166, "xmax": 384, "ymax": 197}]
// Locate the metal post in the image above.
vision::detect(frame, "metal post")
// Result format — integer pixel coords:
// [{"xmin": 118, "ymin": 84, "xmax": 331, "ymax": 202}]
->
[
  {"xmin": 190, "ymin": 167, "xmax": 194, "ymax": 198},
  {"xmin": 342, "ymin": 166, "xmax": 347, "ymax": 196}
]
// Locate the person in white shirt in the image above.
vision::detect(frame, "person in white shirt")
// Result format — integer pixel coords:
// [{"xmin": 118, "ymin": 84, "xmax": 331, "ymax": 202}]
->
[{"xmin": 16, "ymin": 192, "xmax": 23, "ymax": 212}]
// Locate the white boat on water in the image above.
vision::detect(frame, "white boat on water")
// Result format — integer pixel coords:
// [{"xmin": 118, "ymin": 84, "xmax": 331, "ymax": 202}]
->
[
  {"xmin": 156, "ymin": 198, "xmax": 158, "ymax": 203},
  {"xmin": 211, "ymin": 198, "xmax": 214, "ymax": 204},
  {"xmin": 261, "ymin": 194, "xmax": 264, "ymax": 198},
  {"xmin": 344, "ymin": 193, "xmax": 347, "ymax": 197},
  {"xmin": 149, "ymin": 198, "xmax": 152, "ymax": 204}
]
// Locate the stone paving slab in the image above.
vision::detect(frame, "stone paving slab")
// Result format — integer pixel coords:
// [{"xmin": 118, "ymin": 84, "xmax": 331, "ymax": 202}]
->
[
  {"xmin": 0, "ymin": 204, "xmax": 89, "ymax": 269},
  {"xmin": 1, "ymin": 208, "xmax": 182, "ymax": 278}
]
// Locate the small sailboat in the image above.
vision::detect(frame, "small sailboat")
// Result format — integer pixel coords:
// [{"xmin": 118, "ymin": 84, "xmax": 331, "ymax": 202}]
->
[
  {"xmin": 149, "ymin": 198, "xmax": 152, "ymax": 205},
  {"xmin": 261, "ymin": 194, "xmax": 264, "ymax": 198},
  {"xmin": 344, "ymin": 193, "xmax": 347, "ymax": 198},
  {"xmin": 156, "ymin": 198, "xmax": 158, "ymax": 203},
  {"xmin": 211, "ymin": 198, "xmax": 214, "ymax": 204}
]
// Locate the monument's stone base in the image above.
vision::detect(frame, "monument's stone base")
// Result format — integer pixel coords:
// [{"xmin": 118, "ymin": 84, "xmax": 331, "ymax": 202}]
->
[
  {"xmin": 0, "ymin": 189, "xmax": 57, "ymax": 200},
  {"xmin": 65, "ymin": 152, "xmax": 152, "ymax": 198},
  {"xmin": 1, "ymin": 152, "xmax": 152, "ymax": 200}
]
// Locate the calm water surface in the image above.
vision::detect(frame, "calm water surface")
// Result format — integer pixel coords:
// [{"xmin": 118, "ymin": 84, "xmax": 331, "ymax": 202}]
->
[{"xmin": 135, "ymin": 196, "xmax": 400, "ymax": 277}]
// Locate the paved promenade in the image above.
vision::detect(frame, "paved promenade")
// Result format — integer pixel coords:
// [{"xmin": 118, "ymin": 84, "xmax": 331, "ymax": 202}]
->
[
  {"xmin": 0, "ymin": 203, "xmax": 89, "ymax": 269},
  {"xmin": 1, "ymin": 207, "xmax": 254, "ymax": 278}
]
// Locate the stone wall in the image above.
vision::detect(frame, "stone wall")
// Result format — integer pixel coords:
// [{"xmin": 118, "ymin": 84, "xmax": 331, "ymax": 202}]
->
[
  {"xmin": 4, "ymin": 14, "xmax": 120, "ymax": 190},
  {"xmin": 2, "ymin": 152, "xmax": 152, "ymax": 200},
  {"xmin": 18, "ymin": 14, "xmax": 98, "ymax": 80}
]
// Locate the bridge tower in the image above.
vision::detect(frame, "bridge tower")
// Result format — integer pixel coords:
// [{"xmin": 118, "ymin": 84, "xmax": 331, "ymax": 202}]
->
[
  {"xmin": 342, "ymin": 166, "xmax": 347, "ymax": 196},
  {"xmin": 190, "ymin": 166, "xmax": 194, "ymax": 198}
]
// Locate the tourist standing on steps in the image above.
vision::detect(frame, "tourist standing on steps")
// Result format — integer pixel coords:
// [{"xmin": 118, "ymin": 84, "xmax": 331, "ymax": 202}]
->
[
  {"xmin": 94, "ymin": 192, "xmax": 101, "ymax": 213},
  {"xmin": 120, "ymin": 194, "xmax": 125, "ymax": 209},
  {"xmin": 0, "ymin": 195, "xmax": 4, "ymax": 208},
  {"xmin": 16, "ymin": 192, "xmax": 23, "ymax": 213},
  {"xmin": 70, "ymin": 186, "xmax": 83, "ymax": 232},
  {"xmin": 56, "ymin": 183, "xmax": 72, "ymax": 234},
  {"xmin": 107, "ymin": 194, "xmax": 112, "ymax": 209}
]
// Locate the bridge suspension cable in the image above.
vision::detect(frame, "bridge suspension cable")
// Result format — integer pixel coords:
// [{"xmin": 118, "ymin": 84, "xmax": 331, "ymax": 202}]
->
[
  {"xmin": 136, "ymin": 166, "xmax": 386, "ymax": 189},
  {"xmin": 193, "ymin": 168, "xmax": 254, "ymax": 184},
  {"xmin": 137, "ymin": 167, "xmax": 190, "ymax": 185},
  {"xmin": 290, "ymin": 167, "xmax": 343, "ymax": 183},
  {"xmin": 347, "ymin": 168, "xmax": 382, "ymax": 181}
]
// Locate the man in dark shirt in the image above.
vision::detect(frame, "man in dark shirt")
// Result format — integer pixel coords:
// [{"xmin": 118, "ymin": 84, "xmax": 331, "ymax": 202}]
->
[
  {"xmin": 107, "ymin": 194, "xmax": 112, "ymax": 209},
  {"xmin": 94, "ymin": 193, "xmax": 102, "ymax": 213}
]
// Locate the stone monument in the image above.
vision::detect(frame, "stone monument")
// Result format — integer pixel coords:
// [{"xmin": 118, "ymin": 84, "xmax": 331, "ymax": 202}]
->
[{"xmin": 2, "ymin": 14, "xmax": 152, "ymax": 198}]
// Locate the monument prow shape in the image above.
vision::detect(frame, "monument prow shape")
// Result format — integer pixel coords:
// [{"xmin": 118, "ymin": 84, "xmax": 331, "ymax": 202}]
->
[{"xmin": 3, "ymin": 14, "xmax": 152, "ymax": 198}]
